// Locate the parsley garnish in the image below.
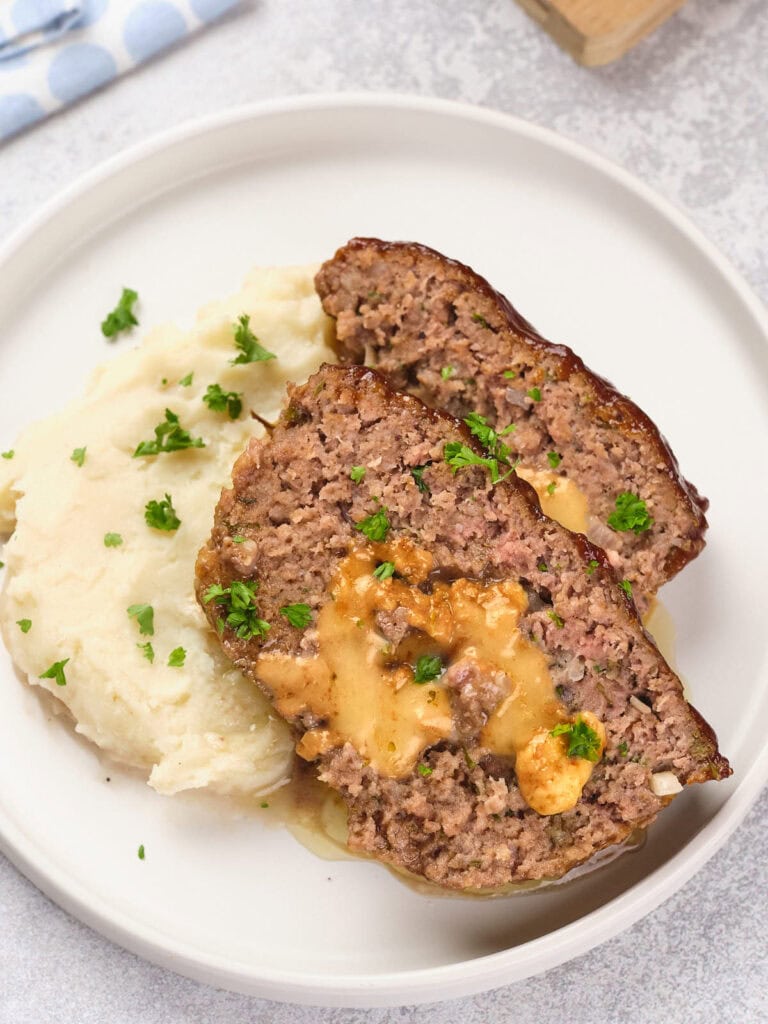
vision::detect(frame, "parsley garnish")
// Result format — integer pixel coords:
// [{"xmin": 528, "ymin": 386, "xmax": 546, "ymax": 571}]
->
[
  {"xmin": 608, "ymin": 492, "xmax": 653, "ymax": 534},
  {"xmin": 203, "ymin": 580, "xmax": 270, "ymax": 640},
  {"xmin": 127, "ymin": 603, "xmax": 154, "ymax": 636},
  {"xmin": 547, "ymin": 610, "xmax": 565, "ymax": 628},
  {"xmin": 471, "ymin": 313, "xmax": 491, "ymax": 329},
  {"xmin": 618, "ymin": 741, "xmax": 629, "ymax": 757},
  {"xmin": 417, "ymin": 763, "xmax": 433, "ymax": 777},
  {"xmin": 550, "ymin": 716, "xmax": 602, "ymax": 762},
  {"xmin": 537, "ymin": 561, "xmax": 548, "ymax": 572},
  {"xmin": 137, "ymin": 641, "xmax": 155, "ymax": 663},
  {"xmin": 413, "ymin": 655, "xmax": 443, "ymax": 683},
  {"xmin": 411, "ymin": 464, "xmax": 431, "ymax": 494},
  {"xmin": 260, "ymin": 801, "xmax": 269, "ymax": 809},
  {"xmin": 168, "ymin": 646, "xmax": 186, "ymax": 667},
  {"xmin": 279, "ymin": 603, "xmax": 313, "ymax": 628},
  {"xmin": 547, "ymin": 451, "xmax": 562, "ymax": 468},
  {"xmin": 16, "ymin": 619, "xmax": 31, "ymax": 633},
  {"xmin": 546, "ymin": 481, "xmax": 557, "ymax": 495},
  {"xmin": 355, "ymin": 506, "xmax": 390, "ymax": 542},
  {"xmin": 373, "ymin": 561, "xmax": 396, "ymax": 580},
  {"xmin": 133, "ymin": 410, "xmax": 205, "ymax": 457},
  {"xmin": 527, "ymin": 386, "xmax": 542, "ymax": 402},
  {"xmin": 350, "ymin": 465, "xmax": 366, "ymax": 484},
  {"xmin": 464, "ymin": 411, "xmax": 516, "ymax": 458},
  {"xmin": 138, "ymin": 844, "xmax": 145, "ymax": 860},
  {"xmin": 144, "ymin": 493, "xmax": 181, "ymax": 532},
  {"xmin": 586, "ymin": 559, "xmax": 599, "ymax": 576},
  {"xmin": 232, "ymin": 535, "xmax": 246, "ymax": 544},
  {"xmin": 231, "ymin": 314, "xmax": 276, "ymax": 364},
  {"xmin": 104, "ymin": 532, "xmax": 123, "ymax": 547},
  {"xmin": 71, "ymin": 447, "xmax": 86, "ymax": 467},
  {"xmin": 503, "ymin": 369, "xmax": 517, "ymax": 379},
  {"xmin": 441, "ymin": 365, "xmax": 454, "ymax": 380},
  {"xmin": 179, "ymin": 372, "xmax": 194, "ymax": 387},
  {"xmin": 446, "ymin": 412, "xmax": 519, "ymax": 486},
  {"xmin": 101, "ymin": 288, "xmax": 139, "ymax": 338},
  {"xmin": 1, "ymin": 450, "xmax": 13, "ymax": 460},
  {"xmin": 40, "ymin": 658, "xmax": 69, "ymax": 687},
  {"xmin": 619, "ymin": 579, "xmax": 633, "ymax": 598},
  {"xmin": 203, "ymin": 383, "xmax": 242, "ymax": 420},
  {"xmin": 444, "ymin": 442, "xmax": 518, "ymax": 486}
]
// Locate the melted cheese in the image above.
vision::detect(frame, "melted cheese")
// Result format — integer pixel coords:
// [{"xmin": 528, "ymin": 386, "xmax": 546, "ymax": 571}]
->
[
  {"xmin": 256, "ymin": 539, "xmax": 603, "ymax": 814},
  {"xmin": 517, "ymin": 466, "xmax": 589, "ymax": 535}
]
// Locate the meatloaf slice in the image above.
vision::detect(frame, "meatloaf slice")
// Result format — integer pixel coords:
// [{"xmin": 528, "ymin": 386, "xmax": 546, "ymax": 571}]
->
[
  {"xmin": 315, "ymin": 238, "xmax": 709, "ymax": 608},
  {"xmin": 195, "ymin": 363, "xmax": 729, "ymax": 891}
]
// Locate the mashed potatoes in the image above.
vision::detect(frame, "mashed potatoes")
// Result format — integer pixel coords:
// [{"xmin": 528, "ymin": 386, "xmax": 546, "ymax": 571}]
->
[{"xmin": 0, "ymin": 265, "xmax": 334, "ymax": 798}]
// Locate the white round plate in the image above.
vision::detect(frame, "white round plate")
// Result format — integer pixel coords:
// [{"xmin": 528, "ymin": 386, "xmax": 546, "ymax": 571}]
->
[{"xmin": 1, "ymin": 95, "xmax": 767, "ymax": 1008}]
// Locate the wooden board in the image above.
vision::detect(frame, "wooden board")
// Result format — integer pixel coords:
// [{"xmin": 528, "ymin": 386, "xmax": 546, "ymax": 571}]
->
[{"xmin": 515, "ymin": 0, "xmax": 688, "ymax": 66}]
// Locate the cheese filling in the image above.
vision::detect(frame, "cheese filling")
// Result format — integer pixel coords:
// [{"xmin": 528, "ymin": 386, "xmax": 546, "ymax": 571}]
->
[{"xmin": 256, "ymin": 539, "xmax": 604, "ymax": 815}]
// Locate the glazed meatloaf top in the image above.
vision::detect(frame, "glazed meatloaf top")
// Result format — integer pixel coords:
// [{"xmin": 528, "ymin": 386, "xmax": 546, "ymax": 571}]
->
[
  {"xmin": 195, "ymin": 364, "xmax": 729, "ymax": 890},
  {"xmin": 315, "ymin": 238, "xmax": 709, "ymax": 609}
]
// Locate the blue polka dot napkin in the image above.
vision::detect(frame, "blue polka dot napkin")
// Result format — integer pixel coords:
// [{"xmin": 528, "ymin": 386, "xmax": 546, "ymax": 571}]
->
[{"xmin": 0, "ymin": 0, "xmax": 239, "ymax": 142}]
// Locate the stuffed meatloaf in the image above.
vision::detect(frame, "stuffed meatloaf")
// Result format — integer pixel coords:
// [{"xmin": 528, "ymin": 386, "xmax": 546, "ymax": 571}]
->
[
  {"xmin": 195, "ymin": 364, "xmax": 729, "ymax": 890},
  {"xmin": 315, "ymin": 239, "xmax": 709, "ymax": 609}
]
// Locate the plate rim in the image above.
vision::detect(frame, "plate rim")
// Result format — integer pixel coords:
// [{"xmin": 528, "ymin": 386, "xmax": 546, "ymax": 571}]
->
[{"xmin": 1, "ymin": 92, "xmax": 767, "ymax": 1007}]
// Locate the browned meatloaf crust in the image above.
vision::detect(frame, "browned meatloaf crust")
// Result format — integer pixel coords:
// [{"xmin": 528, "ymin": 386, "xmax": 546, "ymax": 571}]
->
[
  {"xmin": 195, "ymin": 364, "xmax": 729, "ymax": 890},
  {"xmin": 315, "ymin": 238, "xmax": 709, "ymax": 606}
]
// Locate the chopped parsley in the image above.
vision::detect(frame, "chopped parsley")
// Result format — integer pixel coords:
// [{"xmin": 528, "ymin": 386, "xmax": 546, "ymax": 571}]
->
[
  {"xmin": 586, "ymin": 559, "xmax": 599, "ymax": 576},
  {"xmin": 417, "ymin": 763, "xmax": 433, "ymax": 777},
  {"xmin": 279, "ymin": 603, "xmax": 313, "ymax": 629},
  {"xmin": 71, "ymin": 447, "xmax": 86, "ymax": 467},
  {"xmin": 1, "ymin": 450, "xmax": 13, "ymax": 460},
  {"xmin": 550, "ymin": 716, "xmax": 602, "ymax": 762},
  {"xmin": 127, "ymin": 603, "xmax": 154, "ymax": 636},
  {"xmin": 410, "ymin": 463, "xmax": 431, "ymax": 494},
  {"xmin": 503, "ymin": 369, "xmax": 517, "ymax": 379},
  {"xmin": 444, "ymin": 442, "xmax": 518, "ymax": 486},
  {"xmin": 355, "ymin": 506, "xmax": 390, "ymax": 542},
  {"xmin": 547, "ymin": 610, "xmax": 565, "ymax": 628},
  {"xmin": 441, "ymin": 365, "xmax": 454, "ymax": 380},
  {"xmin": 167, "ymin": 646, "xmax": 186, "ymax": 667},
  {"xmin": 16, "ymin": 619, "xmax": 31, "ymax": 633},
  {"xmin": 619, "ymin": 579, "xmax": 633, "ymax": 598},
  {"xmin": 413, "ymin": 654, "xmax": 443, "ymax": 683},
  {"xmin": 203, "ymin": 580, "xmax": 270, "ymax": 640},
  {"xmin": 373, "ymin": 561, "xmax": 396, "ymax": 581},
  {"xmin": 144, "ymin": 493, "xmax": 181, "ymax": 532},
  {"xmin": 260, "ymin": 801, "xmax": 269, "ymax": 809},
  {"xmin": 527, "ymin": 386, "xmax": 542, "ymax": 402},
  {"xmin": 471, "ymin": 313, "xmax": 491, "ymax": 329},
  {"xmin": 546, "ymin": 451, "xmax": 562, "ymax": 468},
  {"xmin": 231, "ymin": 314, "xmax": 276, "ymax": 364},
  {"xmin": 608, "ymin": 492, "xmax": 653, "ymax": 534},
  {"xmin": 444, "ymin": 411, "xmax": 519, "ymax": 486},
  {"xmin": 464, "ymin": 411, "xmax": 516, "ymax": 457},
  {"xmin": 179, "ymin": 372, "xmax": 194, "ymax": 387},
  {"xmin": 232, "ymin": 535, "xmax": 246, "ymax": 544},
  {"xmin": 203, "ymin": 383, "xmax": 243, "ymax": 420},
  {"xmin": 137, "ymin": 641, "xmax": 155, "ymax": 663},
  {"xmin": 40, "ymin": 658, "xmax": 69, "ymax": 687},
  {"xmin": 101, "ymin": 287, "xmax": 139, "ymax": 339},
  {"xmin": 133, "ymin": 409, "xmax": 205, "ymax": 457},
  {"xmin": 546, "ymin": 481, "xmax": 557, "ymax": 496},
  {"xmin": 0, "ymin": 562, "xmax": 4, "ymax": 569},
  {"xmin": 138, "ymin": 844, "xmax": 145, "ymax": 860},
  {"xmin": 349, "ymin": 465, "xmax": 366, "ymax": 484},
  {"xmin": 618, "ymin": 741, "xmax": 629, "ymax": 757},
  {"xmin": 103, "ymin": 532, "xmax": 123, "ymax": 547},
  {"xmin": 537, "ymin": 561, "xmax": 548, "ymax": 572}
]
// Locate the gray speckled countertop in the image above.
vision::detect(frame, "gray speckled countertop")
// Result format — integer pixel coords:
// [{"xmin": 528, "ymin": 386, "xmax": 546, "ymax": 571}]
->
[{"xmin": 1, "ymin": 2, "xmax": 767, "ymax": 1021}]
